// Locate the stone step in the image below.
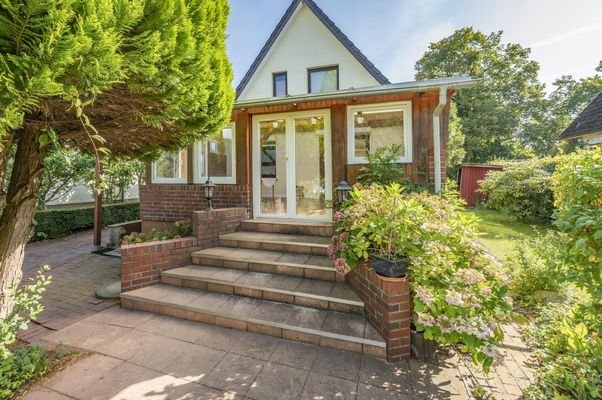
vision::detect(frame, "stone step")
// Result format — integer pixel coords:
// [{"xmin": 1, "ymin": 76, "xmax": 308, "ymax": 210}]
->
[
  {"xmin": 219, "ymin": 231, "xmax": 330, "ymax": 256},
  {"xmin": 162, "ymin": 265, "xmax": 363, "ymax": 314},
  {"xmin": 121, "ymin": 284, "xmax": 385, "ymax": 357},
  {"xmin": 240, "ymin": 219, "xmax": 335, "ymax": 237},
  {"xmin": 192, "ymin": 247, "xmax": 337, "ymax": 281}
]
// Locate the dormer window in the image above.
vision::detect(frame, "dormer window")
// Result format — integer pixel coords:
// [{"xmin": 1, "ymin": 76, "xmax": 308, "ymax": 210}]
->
[
  {"xmin": 308, "ymin": 66, "xmax": 338, "ymax": 93},
  {"xmin": 273, "ymin": 72, "xmax": 287, "ymax": 97}
]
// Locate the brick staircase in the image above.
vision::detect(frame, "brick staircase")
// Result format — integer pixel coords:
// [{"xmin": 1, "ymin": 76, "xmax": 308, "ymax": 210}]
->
[{"xmin": 121, "ymin": 219, "xmax": 386, "ymax": 357}]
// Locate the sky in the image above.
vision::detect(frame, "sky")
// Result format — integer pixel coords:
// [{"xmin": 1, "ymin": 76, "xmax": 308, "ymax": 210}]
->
[{"xmin": 226, "ymin": 0, "xmax": 602, "ymax": 92}]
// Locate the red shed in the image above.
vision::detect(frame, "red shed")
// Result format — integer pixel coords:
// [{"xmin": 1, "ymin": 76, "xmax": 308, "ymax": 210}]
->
[{"xmin": 457, "ymin": 164, "xmax": 504, "ymax": 207}]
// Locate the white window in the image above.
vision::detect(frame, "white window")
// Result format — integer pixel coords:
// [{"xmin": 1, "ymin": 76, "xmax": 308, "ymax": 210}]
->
[
  {"xmin": 151, "ymin": 149, "xmax": 187, "ymax": 183},
  {"xmin": 194, "ymin": 123, "xmax": 236, "ymax": 184},
  {"xmin": 347, "ymin": 101, "xmax": 412, "ymax": 164}
]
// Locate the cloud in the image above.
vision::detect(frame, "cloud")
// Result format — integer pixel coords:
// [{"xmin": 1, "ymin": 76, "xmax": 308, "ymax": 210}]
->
[{"xmin": 528, "ymin": 21, "xmax": 602, "ymax": 49}]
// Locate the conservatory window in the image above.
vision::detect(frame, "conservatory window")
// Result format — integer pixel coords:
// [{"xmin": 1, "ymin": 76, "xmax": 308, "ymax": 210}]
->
[
  {"xmin": 151, "ymin": 149, "xmax": 187, "ymax": 183},
  {"xmin": 194, "ymin": 123, "xmax": 236, "ymax": 184}
]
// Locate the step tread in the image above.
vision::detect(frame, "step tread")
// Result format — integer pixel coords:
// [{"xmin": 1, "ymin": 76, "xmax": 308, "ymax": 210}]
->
[
  {"xmin": 163, "ymin": 265, "xmax": 362, "ymax": 305},
  {"xmin": 192, "ymin": 247, "xmax": 333, "ymax": 270},
  {"xmin": 220, "ymin": 231, "xmax": 331, "ymax": 247},
  {"xmin": 122, "ymin": 284, "xmax": 384, "ymax": 347},
  {"xmin": 242, "ymin": 219, "xmax": 334, "ymax": 228}
]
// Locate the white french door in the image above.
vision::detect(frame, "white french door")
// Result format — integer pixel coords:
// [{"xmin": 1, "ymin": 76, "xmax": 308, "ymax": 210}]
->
[{"xmin": 252, "ymin": 109, "xmax": 332, "ymax": 220}]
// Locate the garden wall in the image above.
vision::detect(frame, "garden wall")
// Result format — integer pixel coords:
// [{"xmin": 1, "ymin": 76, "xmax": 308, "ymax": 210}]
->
[{"xmin": 346, "ymin": 262, "xmax": 412, "ymax": 362}]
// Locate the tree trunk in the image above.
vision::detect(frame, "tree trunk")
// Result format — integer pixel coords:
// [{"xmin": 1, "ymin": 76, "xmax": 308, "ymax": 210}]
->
[{"xmin": 0, "ymin": 127, "xmax": 45, "ymax": 318}]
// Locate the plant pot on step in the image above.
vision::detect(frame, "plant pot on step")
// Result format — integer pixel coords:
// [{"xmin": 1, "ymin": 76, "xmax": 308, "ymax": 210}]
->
[{"xmin": 370, "ymin": 253, "xmax": 410, "ymax": 278}]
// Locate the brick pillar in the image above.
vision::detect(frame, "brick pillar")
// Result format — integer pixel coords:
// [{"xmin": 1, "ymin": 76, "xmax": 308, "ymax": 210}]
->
[
  {"xmin": 347, "ymin": 262, "xmax": 411, "ymax": 362},
  {"xmin": 193, "ymin": 207, "xmax": 249, "ymax": 248}
]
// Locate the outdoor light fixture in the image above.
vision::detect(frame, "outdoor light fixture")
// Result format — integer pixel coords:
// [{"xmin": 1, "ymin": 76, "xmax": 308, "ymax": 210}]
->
[
  {"xmin": 335, "ymin": 180, "xmax": 352, "ymax": 204},
  {"xmin": 202, "ymin": 177, "xmax": 216, "ymax": 211},
  {"xmin": 356, "ymin": 112, "xmax": 364, "ymax": 124}
]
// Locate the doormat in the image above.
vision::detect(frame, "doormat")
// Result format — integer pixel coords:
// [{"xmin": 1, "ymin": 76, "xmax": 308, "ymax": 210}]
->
[{"xmin": 91, "ymin": 247, "xmax": 121, "ymax": 258}]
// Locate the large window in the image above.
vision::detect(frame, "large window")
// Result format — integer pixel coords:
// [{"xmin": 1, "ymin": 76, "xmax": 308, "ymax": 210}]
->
[
  {"xmin": 308, "ymin": 66, "xmax": 338, "ymax": 93},
  {"xmin": 194, "ymin": 123, "xmax": 236, "ymax": 184},
  {"xmin": 273, "ymin": 72, "xmax": 287, "ymax": 97},
  {"xmin": 151, "ymin": 149, "xmax": 187, "ymax": 183},
  {"xmin": 347, "ymin": 101, "xmax": 412, "ymax": 164}
]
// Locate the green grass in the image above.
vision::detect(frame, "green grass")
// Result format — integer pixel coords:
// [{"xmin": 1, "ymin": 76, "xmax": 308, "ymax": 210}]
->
[{"xmin": 465, "ymin": 208, "xmax": 549, "ymax": 261}]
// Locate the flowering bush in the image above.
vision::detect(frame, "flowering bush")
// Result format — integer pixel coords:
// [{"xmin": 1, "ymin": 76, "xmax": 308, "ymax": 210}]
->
[{"xmin": 330, "ymin": 184, "xmax": 512, "ymax": 371}]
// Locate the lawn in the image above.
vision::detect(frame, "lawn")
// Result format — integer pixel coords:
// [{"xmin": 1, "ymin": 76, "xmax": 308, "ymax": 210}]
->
[{"xmin": 465, "ymin": 208, "xmax": 549, "ymax": 261}]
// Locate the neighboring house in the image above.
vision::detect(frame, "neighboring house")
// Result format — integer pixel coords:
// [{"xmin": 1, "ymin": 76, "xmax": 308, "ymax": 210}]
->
[
  {"xmin": 47, "ymin": 184, "xmax": 139, "ymax": 208},
  {"xmin": 139, "ymin": 0, "xmax": 477, "ymax": 231},
  {"xmin": 560, "ymin": 90, "xmax": 602, "ymax": 148}
]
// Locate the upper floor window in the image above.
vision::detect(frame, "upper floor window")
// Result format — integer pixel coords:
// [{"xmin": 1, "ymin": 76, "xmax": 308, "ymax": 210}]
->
[
  {"xmin": 151, "ymin": 149, "xmax": 187, "ymax": 183},
  {"xmin": 273, "ymin": 72, "xmax": 287, "ymax": 97},
  {"xmin": 347, "ymin": 101, "xmax": 413, "ymax": 164},
  {"xmin": 308, "ymin": 66, "xmax": 338, "ymax": 93},
  {"xmin": 194, "ymin": 123, "xmax": 236, "ymax": 184}
]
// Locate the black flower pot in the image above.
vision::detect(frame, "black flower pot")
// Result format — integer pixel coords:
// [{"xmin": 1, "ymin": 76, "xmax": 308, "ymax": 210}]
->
[{"xmin": 370, "ymin": 253, "xmax": 410, "ymax": 278}]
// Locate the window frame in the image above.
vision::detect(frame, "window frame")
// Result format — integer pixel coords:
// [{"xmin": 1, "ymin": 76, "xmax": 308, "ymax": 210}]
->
[
  {"xmin": 272, "ymin": 71, "xmax": 288, "ymax": 97},
  {"xmin": 346, "ymin": 101, "xmax": 413, "ymax": 164},
  {"xmin": 307, "ymin": 65, "xmax": 339, "ymax": 93},
  {"xmin": 151, "ymin": 149, "xmax": 188, "ymax": 184},
  {"xmin": 193, "ymin": 122, "xmax": 237, "ymax": 185}
]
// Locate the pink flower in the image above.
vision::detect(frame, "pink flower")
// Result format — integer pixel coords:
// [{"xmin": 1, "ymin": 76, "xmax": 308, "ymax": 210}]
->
[
  {"xmin": 445, "ymin": 290, "xmax": 465, "ymax": 307},
  {"xmin": 333, "ymin": 211, "xmax": 344, "ymax": 222},
  {"xmin": 334, "ymin": 258, "xmax": 350, "ymax": 275}
]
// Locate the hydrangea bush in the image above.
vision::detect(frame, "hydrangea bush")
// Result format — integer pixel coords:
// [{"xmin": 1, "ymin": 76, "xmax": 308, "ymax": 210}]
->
[{"xmin": 329, "ymin": 184, "xmax": 512, "ymax": 371}]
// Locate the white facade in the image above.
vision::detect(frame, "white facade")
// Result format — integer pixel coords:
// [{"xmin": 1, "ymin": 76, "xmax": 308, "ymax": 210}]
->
[
  {"xmin": 237, "ymin": 3, "xmax": 380, "ymax": 101},
  {"xmin": 46, "ymin": 183, "xmax": 139, "ymax": 207}
]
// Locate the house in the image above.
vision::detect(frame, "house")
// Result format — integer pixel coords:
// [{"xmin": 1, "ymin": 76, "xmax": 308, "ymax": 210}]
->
[
  {"xmin": 123, "ymin": 0, "xmax": 476, "ymax": 362},
  {"xmin": 560, "ymin": 90, "xmax": 602, "ymax": 148},
  {"xmin": 139, "ymin": 0, "xmax": 477, "ymax": 231}
]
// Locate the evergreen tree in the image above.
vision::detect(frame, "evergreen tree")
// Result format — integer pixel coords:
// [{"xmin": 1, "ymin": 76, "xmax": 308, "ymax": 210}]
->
[{"xmin": 0, "ymin": 0, "xmax": 234, "ymax": 315}]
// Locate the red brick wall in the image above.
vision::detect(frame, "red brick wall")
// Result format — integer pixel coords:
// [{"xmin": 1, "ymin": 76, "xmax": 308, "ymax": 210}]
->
[
  {"xmin": 139, "ymin": 183, "xmax": 251, "ymax": 227},
  {"xmin": 193, "ymin": 208, "xmax": 248, "ymax": 248},
  {"xmin": 121, "ymin": 237, "xmax": 202, "ymax": 292},
  {"xmin": 346, "ymin": 262, "xmax": 411, "ymax": 362}
]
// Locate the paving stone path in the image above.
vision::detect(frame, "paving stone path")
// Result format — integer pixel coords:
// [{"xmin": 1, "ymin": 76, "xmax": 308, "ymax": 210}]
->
[{"xmin": 18, "ymin": 231, "xmax": 534, "ymax": 399}]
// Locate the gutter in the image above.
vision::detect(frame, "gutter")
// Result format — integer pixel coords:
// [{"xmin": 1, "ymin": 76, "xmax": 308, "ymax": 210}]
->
[{"xmin": 433, "ymin": 86, "xmax": 448, "ymax": 193}]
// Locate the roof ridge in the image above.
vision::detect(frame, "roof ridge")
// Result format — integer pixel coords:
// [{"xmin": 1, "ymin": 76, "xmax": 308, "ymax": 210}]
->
[
  {"xmin": 235, "ymin": 0, "xmax": 390, "ymax": 99},
  {"xmin": 560, "ymin": 89, "xmax": 602, "ymax": 139}
]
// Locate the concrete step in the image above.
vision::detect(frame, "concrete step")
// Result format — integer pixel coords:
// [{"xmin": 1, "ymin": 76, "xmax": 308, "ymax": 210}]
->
[
  {"xmin": 219, "ymin": 231, "xmax": 330, "ymax": 256},
  {"xmin": 121, "ymin": 284, "xmax": 385, "ymax": 357},
  {"xmin": 192, "ymin": 247, "xmax": 337, "ymax": 281},
  {"xmin": 162, "ymin": 265, "xmax": 363, "ymax": 314},
  {"xmin": 240, "ymin": 219, "xmax": 335, "ymax": 237}
]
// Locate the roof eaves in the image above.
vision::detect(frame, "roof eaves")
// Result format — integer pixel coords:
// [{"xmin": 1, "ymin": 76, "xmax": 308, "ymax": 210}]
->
[{"xmin": 560, "ymin": 90, "xmax": 602, "ymax": 139}]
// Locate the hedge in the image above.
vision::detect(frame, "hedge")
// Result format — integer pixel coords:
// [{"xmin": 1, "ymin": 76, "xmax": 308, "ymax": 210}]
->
[{"xmin": 33, "ymin": 202, "xmax": 140, "ymax": 241}]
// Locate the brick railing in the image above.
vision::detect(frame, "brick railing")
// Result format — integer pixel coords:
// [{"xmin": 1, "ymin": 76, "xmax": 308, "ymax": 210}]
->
[
  {"xmin": 121, "ymin": 207, "xmax": 248, "ymax": 293},
  {"xmin": 346, "ymin": 261, "xmax": 411, "ymax": 362}
]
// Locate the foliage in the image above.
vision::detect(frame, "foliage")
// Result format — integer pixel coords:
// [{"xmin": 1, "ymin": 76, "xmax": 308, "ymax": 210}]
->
[
  {"xmin": 331, "ymin": 184, "xmax": 512, "ymax": 371},
  {"xmin": 33, "ymin": 202, "xmax": 139, "ymax": 240},
  {"xmin": 415, "ymin": 27, "xmax": 544, "ymax": 162},
  {"xmin": 479, "ymin": 157, "xmax": 560, "ymax": 223},
  {"xmin": 446, "ymin": 102, "xmax": 466, "ymax": 172},
  {"xmin": 1, "ymin": 267, "xmax": 51, "ymax": 359},
  {"xmin": 504, "ymin": 231, "xmax": 566, "ymax": 307},
  {"xmin": 85, "ymin": 157, "xmax": 146, "ymax": 203},
  {"xmin": 524, "ymin": 293, "xmax": 601, "ymax": 400},
  {"xmin": 356, "ymin": 145, "xmax": 414, "ymax": 188},
  {"xmin": 121, "ymin": 221, "xmax": 193, "ymax": 244},
  {"xmin": 0, "ymin": 345, "xmax": 49, "ymax": 400},
  {"xmin": 552, "ymin": 148, "xmax": 602, "ymax": 304}
]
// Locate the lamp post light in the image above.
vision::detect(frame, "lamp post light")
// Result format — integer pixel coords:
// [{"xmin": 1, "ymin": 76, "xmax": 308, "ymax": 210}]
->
[
  {"xmin": 202, "ymin": 177, "xmax": 216, "ymax": 211},
  {"xmin": 335, "ymin": 180, "xmax": 352, "ymax": 204}
]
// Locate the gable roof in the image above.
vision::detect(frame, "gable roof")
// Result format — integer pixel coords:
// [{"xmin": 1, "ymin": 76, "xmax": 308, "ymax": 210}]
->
[
  {"xmin": 235, "ymin": 0, "xmax": 390, "ymax": 99},
  {"xmin": 560, "ymin": 90, "xmax": 602, "ymax": 140}
]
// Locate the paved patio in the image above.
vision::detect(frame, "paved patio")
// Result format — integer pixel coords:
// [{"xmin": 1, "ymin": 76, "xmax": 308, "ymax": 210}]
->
[{"xmin": 18, "ymin": 231, "xmax": 534, "ymax": 399}]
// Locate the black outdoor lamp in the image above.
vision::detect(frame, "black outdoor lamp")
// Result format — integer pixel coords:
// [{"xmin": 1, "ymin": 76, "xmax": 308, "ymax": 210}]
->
[
  {"xmin": 202, "ymin": 177, "xmax": 216, "ymax": 211},
  {"xmin": 335, "ymin": 180, "xmax": 352, "ymax": 204}
]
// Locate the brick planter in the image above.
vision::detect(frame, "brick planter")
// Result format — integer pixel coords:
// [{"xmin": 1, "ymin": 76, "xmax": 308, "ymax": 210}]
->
[{"xmin": 346, "ymin": 261, "xmax": 411, "ymax": 362}]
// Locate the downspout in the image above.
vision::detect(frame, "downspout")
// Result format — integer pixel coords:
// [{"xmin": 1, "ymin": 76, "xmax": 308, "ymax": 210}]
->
[{"xmin": 433, "ymin": 86, "xmax": 448, "ymax": 193}]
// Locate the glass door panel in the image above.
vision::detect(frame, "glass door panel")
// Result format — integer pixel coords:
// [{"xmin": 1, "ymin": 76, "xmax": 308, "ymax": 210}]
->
[
  {"xmin": 294, "ymin": 116, "xmax": 326, "ymax": 216},
  {"xmin": 259, "ymin": 119, "xmax": 287, "ymax": 215}
]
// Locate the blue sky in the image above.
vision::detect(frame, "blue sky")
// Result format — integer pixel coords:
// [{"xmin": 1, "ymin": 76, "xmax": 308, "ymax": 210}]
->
[{"xmin": 227, "ymin": 0, "xmax": 602, "ymax": 91}]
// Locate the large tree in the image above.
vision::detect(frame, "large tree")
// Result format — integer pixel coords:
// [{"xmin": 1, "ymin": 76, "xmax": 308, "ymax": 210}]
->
[
  {"xmin": 415, "ymin": 27, "xmax": 545, "ymax": 162},
  {"xmin": 0, "ymin": 0, "xmax": 234, "ymax": 315}
]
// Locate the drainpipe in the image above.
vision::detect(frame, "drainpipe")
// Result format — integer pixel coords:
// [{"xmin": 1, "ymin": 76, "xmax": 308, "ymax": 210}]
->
[{"xmin": 433, "ymin": 86, "xmax": 448, "ymax": 193}]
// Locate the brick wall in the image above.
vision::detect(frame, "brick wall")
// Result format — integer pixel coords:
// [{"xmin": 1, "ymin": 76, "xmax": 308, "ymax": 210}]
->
[
  {"xmin": 193, "ymin": 208, "xmax": 248, "ymax": 248},
  {"xmin": 121, "ymin": 237, "xmax": 202, "ymax": 292},
  {"xmin": 346, "ymin": 262, "xmax": 411, "ymax": 362},
  {"xmin": 139, "ymin": 183, "xmax": 251, "ymax": 229}
]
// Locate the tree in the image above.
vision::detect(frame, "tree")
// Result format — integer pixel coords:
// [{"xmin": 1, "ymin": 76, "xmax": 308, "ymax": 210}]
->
[
  {"xmin": 87, "ymin": 157, "xmax": 146, "ymax": 203},
  {"xmin": 446, "ymin": 102, "xmax": 466, "ymax": 174},
  {"xmin": 0, "ymin": 0, "xmax": 234, "ymax": 316},
  {"xmin": 415, "ymin": 27, "xmax": 545, "ymax": 162}
]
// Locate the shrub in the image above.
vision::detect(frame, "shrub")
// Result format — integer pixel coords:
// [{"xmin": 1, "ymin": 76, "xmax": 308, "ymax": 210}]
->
[
  {"xmin": 0, "ymin": 345, "xmax": 49, "ymax": 400},
  {"xmin": 505, "ymin": 231, "xmax": 566, "ymax": 307},
  {"xmin": 331, "ymin": 184, "xmax": 512, "ymax": 371},
  {"xmin": 479, "ymin": 157, "xmax": 560, "ymax": 223},
  {"xmin": 33, "ymin": 202, "xmax": 140, "ymax": 240},
  {"xmin": 356, "ymin": 145, "xmax": 419, "ymax": 190},
  {"xmin": 121, "ymin": 220, "xmax": 192, "ymax": 244}
]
